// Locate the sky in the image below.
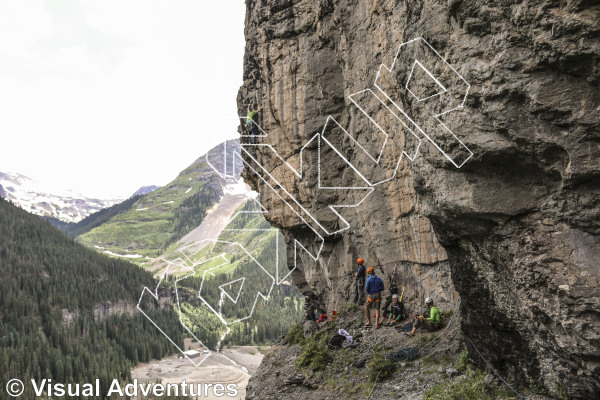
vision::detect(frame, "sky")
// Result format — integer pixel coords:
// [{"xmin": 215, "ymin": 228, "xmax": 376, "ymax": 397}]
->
[{"xmin": 0, "ymin": 0, "xmax": 246, "ymax": 199}]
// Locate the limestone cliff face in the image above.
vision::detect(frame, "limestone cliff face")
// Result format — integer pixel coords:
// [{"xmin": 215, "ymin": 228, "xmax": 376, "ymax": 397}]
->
[
  {"xmin": 93, "ymin": 301, "xmax": 138, "ymax": 321},
  {"xmin": 237, "ymin": 0, "xmax": 599, "ymax": 397}
]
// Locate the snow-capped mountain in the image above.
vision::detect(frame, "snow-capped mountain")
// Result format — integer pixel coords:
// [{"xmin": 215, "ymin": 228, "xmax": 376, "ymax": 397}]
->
[{"xmin": 0, "ymin": 172, "xmax": 122, "ymax": 223}]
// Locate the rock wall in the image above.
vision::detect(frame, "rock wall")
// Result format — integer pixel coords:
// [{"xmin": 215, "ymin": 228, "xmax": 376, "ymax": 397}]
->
[
  {"xmin": 237, "ymin": 0, "xmax": 599, "ymax": 397},
  {"xmin": 93, "ymin": 301, "xmax": 138, "ymax": 321}
]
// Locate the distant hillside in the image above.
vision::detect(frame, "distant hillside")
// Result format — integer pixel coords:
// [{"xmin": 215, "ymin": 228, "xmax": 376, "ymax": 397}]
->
[
  {"xmin": 0, "ymin": 172, "xmax": 121, "ymax": 223},
  {"xmin": 77, "ymin": 140, "xmax": 242, "ymax": 260},
  {"xmin": 0, "ymin": 196, "xmax": 185, "ymax": 399},
  {"xmin": 155, "ymin": 198, "xmax": 302, "ymax": 350},
  {"xmin": 46, "ymin": 195, "xmax": 145, "ymax": 238},
  {"xmin": 44, "ymin": 215, "xmax": 73, "ymax": 231},
  {"xmin": 132, "ymin": 185, "xmax": 160, "ymax": 197}
]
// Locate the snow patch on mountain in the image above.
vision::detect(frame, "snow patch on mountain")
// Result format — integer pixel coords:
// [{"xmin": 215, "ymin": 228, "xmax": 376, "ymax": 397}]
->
[
  {"xmin": 0, "ymin": 172, "xmax": 123, "ymax": 223},
  {"xmin": 224, "ymin": 177, "xmax": 258, "ymax": 199},
  {"xmin": 102, "ymin": 249, "xmax": 146, "ymax": 259}
]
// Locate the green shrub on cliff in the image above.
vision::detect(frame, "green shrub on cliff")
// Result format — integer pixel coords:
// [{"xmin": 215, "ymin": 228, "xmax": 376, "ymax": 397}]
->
[
  {"xmin": 296, "ymin": 330, "xmax": 332, "ymax": 370},
  {"xmin": 457, "ymin": 349, "xmax": 470, "ymax": 371},
  {"xmin": 367, "ymin": 353, "xmax": 397, "ymax": 382},
  {"xmin": 296, "ymin": 340, "xmax": 333, "ymax": 370},
  {"xmin": 425, "ymin": 369, "xmax": 514, "ymax": 400},
  {"xmin": 339, "ymin": 302, "xmax": 359, "ymax": 315},
  {"xmin": 286, "ymin": 323, "xmax": 304, "ymax": 344}
]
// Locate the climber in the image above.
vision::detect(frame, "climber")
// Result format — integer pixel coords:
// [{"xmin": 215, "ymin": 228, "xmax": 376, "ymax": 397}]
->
[
  {"xmin": 404, "ymin": 297, "xmax": 440, "ymax": 337},
  {"xmin": 381, "ymin": 264, "xmax": 400, "ymax": 313},
  {"xmin": 381, "ymin": 294, "xmax": 405, "ymax": 326},
  {"xmin": 303, "ymin": 296, "xmax": 316, "ymax": 321},
  {"xmin": 364, "ymin": 267, "xmax": 384, "ymax": 329},
  {"xmin": 353, "ymin": 257, "xmax": 366, "ymax": 305},
  {"xmin": 246, "ymin": 102, "xmax": 262, "ymax": 144}
]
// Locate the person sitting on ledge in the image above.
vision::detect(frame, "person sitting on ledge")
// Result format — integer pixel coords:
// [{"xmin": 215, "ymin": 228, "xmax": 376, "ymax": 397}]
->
[
  {"xmin": 381, "ymin": 294, "xmax": 404, "ymax": 326},
  {"xmin": 404, "ymin": 297, "xmax": 440, "ymax": 337}
]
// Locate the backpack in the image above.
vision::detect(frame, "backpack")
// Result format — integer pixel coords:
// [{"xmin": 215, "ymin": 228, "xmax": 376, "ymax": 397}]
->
[{"xmin": 327, "ymin": 334, "xmax": 346, "ymax": 350}]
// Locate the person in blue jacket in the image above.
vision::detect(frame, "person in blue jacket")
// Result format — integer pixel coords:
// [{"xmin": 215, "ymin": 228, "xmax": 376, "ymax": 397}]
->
[{"xmin": 364, "ymin": 267, "xmax": 384, "ymax": 329}]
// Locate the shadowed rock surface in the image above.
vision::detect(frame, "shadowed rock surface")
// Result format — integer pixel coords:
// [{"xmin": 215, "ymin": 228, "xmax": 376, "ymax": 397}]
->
[{"xmin": 237, "ymin": 0, "xmax": 599, "ymax": 398}]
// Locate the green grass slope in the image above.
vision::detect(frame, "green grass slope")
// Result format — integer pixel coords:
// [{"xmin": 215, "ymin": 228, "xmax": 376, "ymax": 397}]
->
[
  {"xmin": 46, "ymin": 194, "xmax": 143, "ymax": 237},
  {"xmin": 161, "ymin": 199, "xmax": 303, "ymax": 350},
  {"xmin": 77, "ymin": 155, "xmax": 223, "ymax": 260}
]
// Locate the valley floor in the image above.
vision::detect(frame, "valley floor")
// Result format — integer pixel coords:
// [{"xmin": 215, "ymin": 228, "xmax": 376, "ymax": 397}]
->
[{"xmin": 130, "ymin": 340, "xmax": 266, "ymax": 400}]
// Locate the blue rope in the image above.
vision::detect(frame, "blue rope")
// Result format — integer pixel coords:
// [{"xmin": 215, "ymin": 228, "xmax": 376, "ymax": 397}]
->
[{"xmin": 467, "ymin": 337, "xmax": 526, "ymax": 400}]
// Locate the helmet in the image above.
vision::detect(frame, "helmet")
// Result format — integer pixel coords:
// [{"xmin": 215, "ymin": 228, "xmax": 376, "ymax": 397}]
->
[
  {"xmin": 425, "ymin": 297, "xmax": 433, "ymax": 304},
  {"xmin": 357, "ymin": 258, "xmax": 364, "ymax": 265},
  {"xmin": 366, "ymin": 267, "xmax": 375, "ymax": 274},
  {"xmin": 392, "ymin": 294, "xmax": 399, "ymax": 299}
]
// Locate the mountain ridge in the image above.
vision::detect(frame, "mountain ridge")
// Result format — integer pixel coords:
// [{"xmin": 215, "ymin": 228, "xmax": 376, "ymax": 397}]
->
[
  {"xmin": 47, "ymin": 195, "xmax": 145, "ymax": 238},
  {"xmin": 0, "ymin": 171, "xmax": 122, "ymax": 223},
  {"xmin": 131, "ymin": 185, "xmax": 161, "ymax": 197},
  {"xmin": 76, "ymin": 139, "xmax": 243, "ymax": 260}
]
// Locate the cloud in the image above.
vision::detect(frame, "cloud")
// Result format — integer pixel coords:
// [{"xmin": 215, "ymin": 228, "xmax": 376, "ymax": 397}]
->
[
  {"xmin": 0, "ymin": 1, "xmax": 245, "ymax": 198},
  {"xmin": 36, "ymin": 0, "xmax": 129, "ymax": 74}
]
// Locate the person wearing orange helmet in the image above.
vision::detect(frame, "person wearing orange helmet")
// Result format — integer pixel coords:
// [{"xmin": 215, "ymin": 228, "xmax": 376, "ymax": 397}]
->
[
  {"xmin": 353, "ymin": 257, "xmax": 367, "ymax": 305},
  {"xmin": 365, "ymin": 266, "xmax": 385, "ymax": 329}
]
